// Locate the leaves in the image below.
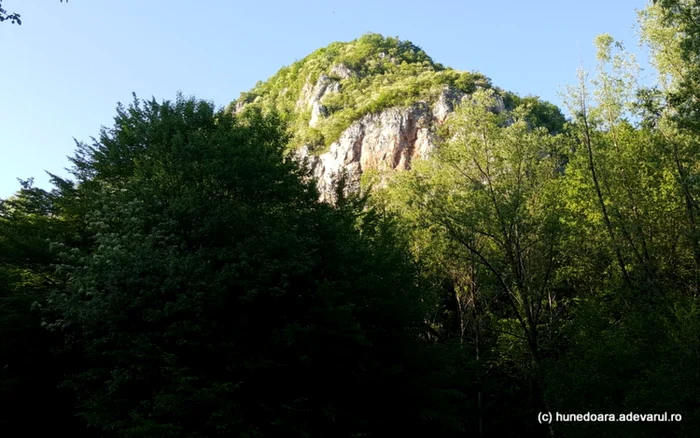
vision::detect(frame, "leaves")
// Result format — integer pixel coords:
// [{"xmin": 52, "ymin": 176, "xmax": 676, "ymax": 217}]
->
[{"xmin": 0, "ymin": 1, "xmax": 67, "ymax": 25}]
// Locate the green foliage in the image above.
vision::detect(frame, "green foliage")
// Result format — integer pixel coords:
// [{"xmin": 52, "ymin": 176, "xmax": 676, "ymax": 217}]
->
[
  {"xmin": 544, "ymin": 292, "xmax": 699, "ymax": 438},
  {"xmin": 0, "ymin": 178, "xmax": 90, "ymax": 435},
  {"xmin": 229, "ymin": 33, "xmax": 493, "ymax": 152},
  {"xmin": 640, "ymin": 0, "xmax": 700, "ymax": 133},
  {"xmin": 504, "ymin": 93, "xmax": 567, "ymax": 134},
  {"xmin": 40, "ymin": 94, "xmax": 465, "ymax": 437},
  {"xmin": 384, "ymin": 88, "xmax": 570, "ymax": 435}
]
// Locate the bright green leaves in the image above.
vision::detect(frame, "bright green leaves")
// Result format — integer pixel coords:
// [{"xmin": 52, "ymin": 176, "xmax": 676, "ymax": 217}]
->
[
  {"xmin": 389, "ymin": 86, "xmax": 567, "ymax": 374},
  {"xmin": 382, "ymin": 88, "xmax": 573, "ymax": 434},
  {"xmin": 229, "ymin": 33, "xmax": 493, "ymax": 152},
  {"xmin": 592, "ymin": 34, "xmax": 640, "ymax": 129}
]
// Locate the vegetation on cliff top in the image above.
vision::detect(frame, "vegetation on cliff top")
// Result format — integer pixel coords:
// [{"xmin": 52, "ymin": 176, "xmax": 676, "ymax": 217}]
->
[
  {"xmin": 230, "ymin": 33, "xmax": 498, "ymax": 151},
  {"xmin": 231, "ymin": 33, "xmax": 565, "ymax": 153}
]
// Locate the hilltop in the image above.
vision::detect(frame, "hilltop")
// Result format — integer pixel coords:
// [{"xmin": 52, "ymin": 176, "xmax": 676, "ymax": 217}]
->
[{"xmin": 228, "ymin": 33, "xmax": 565, "ymax": 200}]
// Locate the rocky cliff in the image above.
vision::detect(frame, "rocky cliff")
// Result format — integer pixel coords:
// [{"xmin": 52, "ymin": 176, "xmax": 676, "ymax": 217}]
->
[
  {"xmin": 230, "ymin": 33, "xmax": 555, "ymax": 202},
  {"xmin": 295, "ymin": 84, "xmax": 505, "ymax": 202}
]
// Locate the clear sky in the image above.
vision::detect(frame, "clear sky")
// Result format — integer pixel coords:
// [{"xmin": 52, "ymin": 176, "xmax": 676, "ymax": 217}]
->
[{"xmin": 0, "ymin": 0, "xmax": 651, "ymax": 199}]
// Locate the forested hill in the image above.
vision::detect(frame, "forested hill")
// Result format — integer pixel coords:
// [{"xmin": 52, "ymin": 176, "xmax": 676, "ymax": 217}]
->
[
  {"xmin": 230, "ymin": 33, "xmax": 565, "ymax": 149},
  {"xmin": 228, "ymin": 33, "xmax": 565, "ymax": 201},
  {"xmin": 2, "ymin": 1, "xmax": 700, "ymax": 437},
  {"xmin": 230, "ymin": 33, "xmax": 496, "ymax": 150}
]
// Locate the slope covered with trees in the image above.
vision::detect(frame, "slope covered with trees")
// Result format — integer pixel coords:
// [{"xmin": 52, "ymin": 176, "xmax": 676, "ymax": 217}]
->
[
  {"xmin": 2, "ymin": 96, "xmax": 467, "ymax": 437},
  {"xmin": 2, "ymin": 1, "xmax": 700, "ymax": 437},
  {"xmin": 229, "ymin": 32, "xmax": 563, "ymax": 154}
]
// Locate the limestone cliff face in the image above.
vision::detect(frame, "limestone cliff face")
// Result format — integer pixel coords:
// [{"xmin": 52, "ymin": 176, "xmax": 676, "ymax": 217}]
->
[
  {"xmin": 230, "ymin": 34, "xmax": 507, "ymax": 202},
  {"xmin": 295, "ymin": 81, "xmax": 503, "ymax": 202}
]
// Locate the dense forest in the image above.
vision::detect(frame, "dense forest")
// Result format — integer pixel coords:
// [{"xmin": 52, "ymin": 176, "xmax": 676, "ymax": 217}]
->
[{"xmin": 2, "ymin": 1, "xmax": 700, "ymax": 436}]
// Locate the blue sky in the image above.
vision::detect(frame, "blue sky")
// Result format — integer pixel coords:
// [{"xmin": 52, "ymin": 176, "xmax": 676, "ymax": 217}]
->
[{"xmin": 1, "ymin": 0, "xmax": 651, "ymax": 199}]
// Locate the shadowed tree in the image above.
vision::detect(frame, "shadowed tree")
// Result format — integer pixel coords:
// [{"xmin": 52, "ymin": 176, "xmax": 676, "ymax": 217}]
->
[{"xmin": 44, "ymin": 93, "xmax": 465, "ymax": 437}]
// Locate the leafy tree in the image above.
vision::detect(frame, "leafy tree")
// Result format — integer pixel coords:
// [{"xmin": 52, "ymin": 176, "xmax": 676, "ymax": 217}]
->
[
  {"xmin": 0, "ymin": 177, "xmax": 91, "ymax": 435},
  {"xmin": 45, "ymin": 94, "xmax": 463, "ymax": 437},
  {"xmin": 387, "ymin": 89, "xmax": 568, "ymax": 436},
  {"xmin": 542, "ymin": 18, "xmax": 700, "ymax": 437},
  {"xmin": 639, "ymin": 0, "xmax": 700, "ymax": 288}
]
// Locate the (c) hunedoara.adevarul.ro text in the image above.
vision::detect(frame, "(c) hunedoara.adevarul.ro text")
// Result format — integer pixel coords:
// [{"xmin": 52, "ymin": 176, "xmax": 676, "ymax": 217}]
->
[{"xmin": 538, "ymin": 412, "xmax": 682, "ymax": 424}]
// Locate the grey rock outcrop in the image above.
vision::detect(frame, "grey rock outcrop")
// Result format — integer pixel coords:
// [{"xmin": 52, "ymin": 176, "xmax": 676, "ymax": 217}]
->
[
  {"xmin": 329, "ymin": 63, "xmax": 355, "ymax": 80},
  {"xmin": 296, "ymin": 85, "xmax": 497, "ymax": 203},
  {"xmin": 235, "ymin": 71, "xmax": 505, "ymax": 203},
  {"xmin": 298, "ymin": 103, "xmax": 435, "ymax": 202},
  {"xmin": 297, "ymin": 73, "xmax": 342, "ymax": 128}
]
